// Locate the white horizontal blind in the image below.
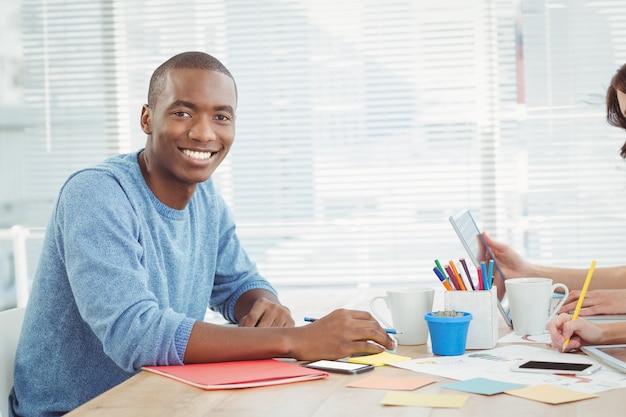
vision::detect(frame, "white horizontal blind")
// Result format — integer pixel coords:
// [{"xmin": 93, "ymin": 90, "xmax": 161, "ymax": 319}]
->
[
  {"xmin": 4, "ymin": 0, "xmax": 626, "ymax": 291},
  {"xmin": 216, "ymin": 0, "xmax": 507, "ymax": 285},
  {"xmin": 20, "ymin": 0, "xmax": 123, "ymax": 224},
  {"xmin": 509, "ymin": 0, "xmax": 626, "ymax": 267}
]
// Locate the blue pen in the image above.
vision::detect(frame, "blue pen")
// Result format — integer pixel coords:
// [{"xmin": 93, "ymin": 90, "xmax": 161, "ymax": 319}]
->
[
  {"xmin": 304, "ymin": 317, "xmax": 401, "ymax": 334},
  {"xmin": 487, "ymin": 259, "xmax": 494, "ymax": 290},
  {"xmin": 480, "ymin": 261, "xmax": 489, "ymax": 290}
]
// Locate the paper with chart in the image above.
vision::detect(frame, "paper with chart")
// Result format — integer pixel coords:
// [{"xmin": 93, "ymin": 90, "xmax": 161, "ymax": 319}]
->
[{"xmin": 389, "ymin": 345, "xmax": 626, "ymax": 394}]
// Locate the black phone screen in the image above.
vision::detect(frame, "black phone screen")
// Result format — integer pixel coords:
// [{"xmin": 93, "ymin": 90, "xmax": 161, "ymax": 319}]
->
[{"xmin": 519, "ymin": 360, "xmax": 593, "ymax": 372}]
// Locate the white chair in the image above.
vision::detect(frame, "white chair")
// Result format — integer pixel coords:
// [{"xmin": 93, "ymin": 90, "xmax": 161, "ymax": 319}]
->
[
  {"xmin": 0, "ymin": 307, "xmax": 25, "ymax": 417},
  {"xmin": 11, "ymin": 226, "xmax": 40, "ymax": 308}
]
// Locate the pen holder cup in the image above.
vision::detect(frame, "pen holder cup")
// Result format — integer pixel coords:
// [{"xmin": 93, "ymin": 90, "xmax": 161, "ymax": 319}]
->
[
  {"xmin": 443, "ymin": 287, "xmax": 499, "ymax": 349},
  {"xmin": 425, "ymin": 311, "xmax": 472, "ymax": 356}
]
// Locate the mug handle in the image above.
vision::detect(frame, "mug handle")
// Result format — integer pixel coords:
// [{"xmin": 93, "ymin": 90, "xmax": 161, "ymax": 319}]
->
[
  {"xmin": 369, "ymin": 296, "xmax": 393, "ymax": 329},
  {"xmin": 548, "ymin": 283, "xmax": 569, "ymax": 320}
]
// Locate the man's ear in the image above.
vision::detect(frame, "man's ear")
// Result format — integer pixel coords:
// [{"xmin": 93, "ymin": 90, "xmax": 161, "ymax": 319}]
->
[{"xmin": 140, "ymin": 104, "xmax": 152, "ymax": 134}]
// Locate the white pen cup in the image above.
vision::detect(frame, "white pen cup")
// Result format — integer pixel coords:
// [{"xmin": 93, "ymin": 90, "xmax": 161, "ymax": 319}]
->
[
  {"xmin": 369, "ymin": 287, "xmax": 435, "ymax": 345},
  {"xmin": 505, "ymin": 277, "xmax": 569, "ymax": 336}
]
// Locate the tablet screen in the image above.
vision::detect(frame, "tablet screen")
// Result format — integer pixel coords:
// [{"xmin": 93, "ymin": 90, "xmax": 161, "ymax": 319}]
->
[
  {"xmin": 449, "ymin": 208, "xmax": 512, "ymax": 327},
  {"xmin": 449, "ymin": 209, "xmax": 499, "ymax": 272}
]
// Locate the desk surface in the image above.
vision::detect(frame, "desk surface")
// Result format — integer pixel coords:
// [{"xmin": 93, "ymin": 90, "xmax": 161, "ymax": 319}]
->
[
  {"xmin": 65, "ymin": 287, "xmax": 626, "ymax": 416},
  {"xmin": 66, "ymin": 342, "xmax": 626, "ymax": 417}
]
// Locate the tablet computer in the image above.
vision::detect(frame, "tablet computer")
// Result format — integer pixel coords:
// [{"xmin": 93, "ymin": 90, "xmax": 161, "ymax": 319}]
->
[
  {"xmin": 585, "ymin": 314, "xmax": 626, "ymax": 324},
  {"xmin": 582, "ymin": 344, "xmax": 626, "ymax": 373},
  {"xmin": 449, "ymin": 208, "xmax": 512, "ymax": 327}
]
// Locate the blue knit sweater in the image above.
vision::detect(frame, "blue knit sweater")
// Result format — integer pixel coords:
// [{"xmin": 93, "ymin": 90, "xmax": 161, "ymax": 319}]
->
[{"xmin": 9, "ymin": 151, "xmax": 277, "ymax": 416}]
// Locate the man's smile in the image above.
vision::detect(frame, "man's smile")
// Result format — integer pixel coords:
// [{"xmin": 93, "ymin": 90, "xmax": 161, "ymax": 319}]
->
[{"xmin": 181, "ymin": 148, "xmax": 215, "ymax": 160}]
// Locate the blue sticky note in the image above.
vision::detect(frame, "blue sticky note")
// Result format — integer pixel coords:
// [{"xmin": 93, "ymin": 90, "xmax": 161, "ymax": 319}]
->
[{"xmin": 442, "ymin": 378, "xmax": 526, "ymax": 396}]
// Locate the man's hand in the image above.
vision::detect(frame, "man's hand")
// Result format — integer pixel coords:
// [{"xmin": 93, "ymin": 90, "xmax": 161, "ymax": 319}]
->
[
  {"xmin": 238, "ymin": 297, "xmax": 294, "ymax": 327},
  {"xmin": 290, "ymin": 309, "xmax": 396, "ymax": 360}
]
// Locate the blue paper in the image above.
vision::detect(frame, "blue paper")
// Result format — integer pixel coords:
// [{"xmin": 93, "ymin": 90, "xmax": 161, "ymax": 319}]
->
[{"xmin": 442, "ymin": 377, "xmax": 526, "ymax": 396}]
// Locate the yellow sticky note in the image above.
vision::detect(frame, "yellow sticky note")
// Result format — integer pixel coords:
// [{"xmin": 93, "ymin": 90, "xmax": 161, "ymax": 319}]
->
[
  {"xmin": 347, "ymin": 375, "xmax": 436, "ymax": 391},
  {"xmin": 381, "ymin": 391, "xmax": 468, "ymax": 408},
  {"xmin": 348, "ymin": 352, "xmax": 411, "ymax": 366},
  {"xmin": 505, "ymin": 384, "xmax": 597, "ymax": 405}
]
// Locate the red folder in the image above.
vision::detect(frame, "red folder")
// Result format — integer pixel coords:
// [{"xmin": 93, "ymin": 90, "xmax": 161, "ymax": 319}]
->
[{"xmin": 142, "ymin": 359, "xmax": 329, "ymax": 390}]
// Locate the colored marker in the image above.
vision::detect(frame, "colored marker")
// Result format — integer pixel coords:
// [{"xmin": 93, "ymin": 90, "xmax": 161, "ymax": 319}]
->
[
  {"xmin": 487, "ymin": 259, "xmax": 494, "ymax": 289},
  {"xmin": 444, "ymin": 264, "xmax": 461, "ymax": 290},
  {"xmin": 449, "ymin": 260, "xmax": 467, "ymax": 291},
  {"xmin": 480, "ymin": 261, "xmax": 489, "ymax": 290},
  {"xmin": 459, "ymin": 258, "xmax": 475, "ymax": 290},
  {"xmin": 433, "ymin": 266, "xmax": 453, "ymax": 291},
  {"xmin": 477, "ymin": 266, "xmax": 484, "ymax": 290},
  {"xmin": 434, "ymin": 259, "xmax": 451, "ymax": 288},
  {"xmin": 304, "ymin": 317, "xmax": 402, "ymax": 334},
  {"xmin": 456, "ymin": 268, "xmax": 471, "ymax": 292}
]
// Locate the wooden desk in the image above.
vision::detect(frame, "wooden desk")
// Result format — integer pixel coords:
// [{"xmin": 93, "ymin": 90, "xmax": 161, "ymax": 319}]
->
[
  {"xmin": 64, "ymin": 287, "xmax": 626, "ymax": 416},
  {"xmin": 66, "ymin": 342, "xmax": 626, "ymax": 417}
]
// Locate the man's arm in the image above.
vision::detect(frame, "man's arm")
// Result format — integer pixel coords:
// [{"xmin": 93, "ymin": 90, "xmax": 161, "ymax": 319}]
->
[{"xmin": 182, "ymin": 308, "xmax": 396, "ymax": 363}]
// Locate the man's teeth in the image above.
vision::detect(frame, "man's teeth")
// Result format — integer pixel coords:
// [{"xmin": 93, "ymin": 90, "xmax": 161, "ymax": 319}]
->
[{"xmin": 182, "ymin": 149, "xmax": 213, "ymax": 160}]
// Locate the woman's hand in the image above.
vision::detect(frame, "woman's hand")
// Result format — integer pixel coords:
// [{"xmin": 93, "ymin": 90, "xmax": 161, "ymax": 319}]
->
[
  {"xmin": 547, "ymin": 313, "xmax": 604, "ymax": 352},
  {"xmin": 481, "ymin": 232, "xmax": 533, "ymax": 279},
  {"xmin": 558, "ymin": 289, "xmax": 626, "ymax": 316}
]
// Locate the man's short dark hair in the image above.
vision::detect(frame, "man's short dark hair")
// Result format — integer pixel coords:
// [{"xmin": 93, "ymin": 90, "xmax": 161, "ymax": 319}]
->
[{"xmin": 147, "ymin": 51, "xmax": 237, "ymax": 108}]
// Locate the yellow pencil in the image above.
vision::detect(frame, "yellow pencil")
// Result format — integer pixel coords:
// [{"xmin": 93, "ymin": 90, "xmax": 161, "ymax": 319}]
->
[{"xmin": 561, "ymin": 260, "xmax": 597, "ymax": 352}]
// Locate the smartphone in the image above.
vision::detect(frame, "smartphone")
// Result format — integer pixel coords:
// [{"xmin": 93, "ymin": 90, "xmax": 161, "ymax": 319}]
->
[
  {"xmin": 301, "ymin": 360, "xmax": 375, "ymax": 375},
  {"xmin": 510, "ymin": 360, "xmax": 602, "ymax": 376}
]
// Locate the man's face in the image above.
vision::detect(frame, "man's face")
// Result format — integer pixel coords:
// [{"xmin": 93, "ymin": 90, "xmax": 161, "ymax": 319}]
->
[{"xmin": 141, "ymin": 68, "xmax": 237, "ymax": 186}]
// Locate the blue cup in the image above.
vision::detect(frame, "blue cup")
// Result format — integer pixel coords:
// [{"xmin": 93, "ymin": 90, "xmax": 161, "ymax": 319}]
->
[{"xmin": 424, "ymin": 311, "xmax": 473, "ymax": 356}]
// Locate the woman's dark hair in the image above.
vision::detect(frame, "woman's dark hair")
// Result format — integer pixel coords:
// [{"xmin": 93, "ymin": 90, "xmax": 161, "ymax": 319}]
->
[{"xmin": 606, "ymin": 63, "xmax": 626, "ymax": 158}]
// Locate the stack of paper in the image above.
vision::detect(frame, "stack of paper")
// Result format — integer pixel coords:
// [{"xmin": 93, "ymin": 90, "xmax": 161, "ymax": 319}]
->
[{"xmin": 143, "ymin": 359, "xmax": 328, "ymax": 390}]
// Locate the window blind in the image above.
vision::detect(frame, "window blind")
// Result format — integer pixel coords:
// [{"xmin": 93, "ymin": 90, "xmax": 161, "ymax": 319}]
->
[{"xmin": 1, "ymin": 0, "xmax": 625, "ymax": 294}]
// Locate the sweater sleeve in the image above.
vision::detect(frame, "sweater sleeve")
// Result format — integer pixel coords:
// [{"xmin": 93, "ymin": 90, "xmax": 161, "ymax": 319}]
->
[{"xmin": 55, "ymin": 170, "xmax": 191, "ymax": 371}]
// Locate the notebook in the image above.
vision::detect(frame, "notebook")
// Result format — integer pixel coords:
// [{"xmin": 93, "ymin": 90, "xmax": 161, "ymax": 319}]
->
[{"xmin": 142, "ymin": 359, "xmax": 329, "ymax": 390}]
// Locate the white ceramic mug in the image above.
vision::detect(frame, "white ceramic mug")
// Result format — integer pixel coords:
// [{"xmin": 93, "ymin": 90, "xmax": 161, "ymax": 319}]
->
[
  {"xmin": 504, "ymin": 278, "xmax": 569, "ymax": 336},
  {"xmin": 369, "ymin": 287, "xmax": 435, "ymax": 345}
]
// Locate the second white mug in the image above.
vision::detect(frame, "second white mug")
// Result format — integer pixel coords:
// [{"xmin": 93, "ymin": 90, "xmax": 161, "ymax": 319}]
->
[{"xmin": 505, "ymin": 277, "xmax": 569, "ymax": 336}]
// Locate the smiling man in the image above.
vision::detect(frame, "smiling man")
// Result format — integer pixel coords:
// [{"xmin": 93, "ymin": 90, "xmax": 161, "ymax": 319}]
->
[
  {"xmin": 139, "ymin": 62, "xmax": 237, "ymax": 209},
  {"xmin": 9, "ymin": 52, "xmax": 394, "ymax": 416}
]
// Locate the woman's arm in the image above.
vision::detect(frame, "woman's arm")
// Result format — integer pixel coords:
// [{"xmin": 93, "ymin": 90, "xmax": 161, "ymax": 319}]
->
[{"xmin": 482, "ymin": 232, "xmax": 626, "ymax": 290}]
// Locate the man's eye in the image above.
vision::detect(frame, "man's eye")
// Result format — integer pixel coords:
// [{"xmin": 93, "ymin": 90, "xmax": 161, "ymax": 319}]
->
[
  {"xmin": 174, "ymin": 111, "xmax": 191, "ymax": 118},
  {"xmin": 215, "ymin": 114, "xmax": 231, "ymax": 121}
]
